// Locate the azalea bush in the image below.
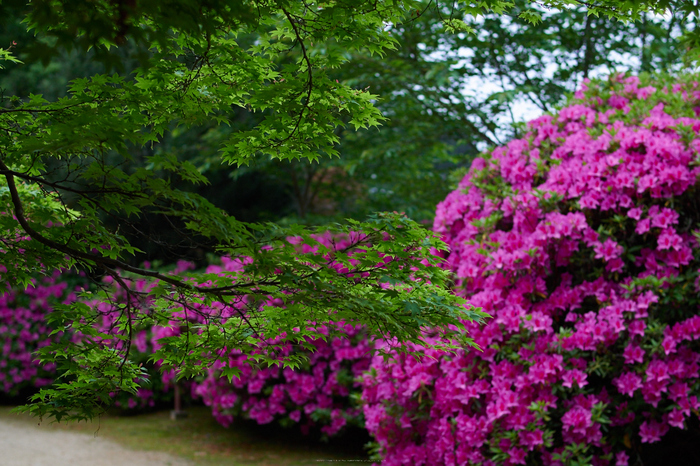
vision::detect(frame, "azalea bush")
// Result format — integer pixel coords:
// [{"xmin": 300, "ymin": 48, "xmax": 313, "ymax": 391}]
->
[
  {"xmin": 84, "ymin": 260, "xmax": 200, "ymax": 412},
  {"xmin": 362, "ymin": 74, "xmax": 700, "ymax": 465},
  {"xmin": 93, "ymin": 234, "xmax": 380, "ymax": 432},
  {"xmin": 193, "ymin": 234, "xmax": 375, "ymax": 436},
  {"xmin": 194, "ymin": 321, "xmax": 371, "ymax": 436},
  {"xmin": 1, "ymin": 234, "xmax": 376, "ymax": 435},
  {"xmin": 0, "ymin": 268, "xmax": 83, "ymax": 397},
  {"xmin": 91, "ymin": 243, "xmax": 375, "ymax": 434},
  {"xmin": 0, "ymin": 262, "xmax": 186, "ymax": 410},
  {"xmin": 95, "ymin": 233, "xmax": 381, "ymax": 433}
]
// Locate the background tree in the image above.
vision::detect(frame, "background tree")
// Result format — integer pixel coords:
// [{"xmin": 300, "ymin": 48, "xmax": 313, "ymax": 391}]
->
[
  {"xmin": 2, "ymin": 2, "xmax": 694, "ymax": 228},
  {"xmin": 309, "ymin": 1, "xmax": 697, "ymax": 222}
]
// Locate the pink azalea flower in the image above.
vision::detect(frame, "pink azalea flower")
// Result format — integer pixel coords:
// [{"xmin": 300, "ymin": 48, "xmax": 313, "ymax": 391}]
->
[
  {"xmin": 519, "ymin": 429, "xmax": 544, "ymax": 450},
  {"xmin": 646, "ymin": 360, "xmax": 670, "ymax": 384},
  {"xmin": 662, "ymin": 334, "xmax": 678, "ymax": 355},
  {"xmin": 639, "ymin": 419, "xmax": 669, "ymax": 443},
  {"xmin": 615, "ymin": 451, "xmax": 630, "ymax": 466},
  {"xmin": 583, "ymin": 228, "xmax": 599, "ymax": 246},
  {"xmin": 669, "ymin": 383, "xmax": 690, "ymax": 403},
  {"xmin": 562, "ymin": 405, "xmax": 592, "ymax": 436},
  {"xmin": 594, "ymin": 238, "xmax": 624, "ymax": 261},
  {"xmin": 507, "ymin": 448, "xmax": 527, "ymax": 465},
  {"xmin": 627, "ymin": 207, "xmax": 642, "ymax": 220},
  {"xmin": 613, "ymin": 372, "xmax": 642, "ymax": 397},
  {"xmin": 635, "ymin": 218, "xmax": 651, "ymax": 234},
  {"xmin": 667, "ymin": 409, "xmax": 685, "ymax": 429},
  {"xmin": 651, "ymin": 207, "xmax": 679, "ymax": 228},
  {"xmin": 623, "ymin": 344, "xmax": 645, "ymax": 364},
  {"xmin": 637, "ymin": 86, "xmax": 656, "ymax": 100},
  {"xmin": 608, "ymin": 95, "xmax": 629, "ymax": 109},
  {"xmin": 562, "ymin": 369, "xmax": 588, "ymax": 388},
  {"xmin": 657, "ymin": 228, "xmax": 683, "ymax": 251}
]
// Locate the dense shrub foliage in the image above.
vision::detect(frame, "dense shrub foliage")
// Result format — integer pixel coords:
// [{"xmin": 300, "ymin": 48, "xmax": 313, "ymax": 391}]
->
[
  {"xmin": 0, "ymin": 269, "xmax": 82, "ymax": 396},
  {"xmin": 0, "ymin": 264, "xmax": 183, "ymax": 409},
  {"xmin": 194, "ymin": 321, "xmax": 370, "ymax": 436},
  {"xmin": 362, "ymin": 74, "xmax": 700, "ymax": 465},
  {"xmin": 192, "ymin": 235, "xmax": 373, "ymax": 436},
  {"xmin": 1, "ymin": 235, "xmax": 373, "ymax": 435},
  {"xmin": 85, "ymin": 260, "xmax": 199, "ymax": 412}
]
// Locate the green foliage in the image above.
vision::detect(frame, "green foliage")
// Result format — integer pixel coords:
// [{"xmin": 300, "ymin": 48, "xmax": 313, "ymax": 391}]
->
[
  {"xmin": 0, "ymin": 48, "xmax": 21, "ymax": 69},
  {"xmin": 287, "ymin": 0, "xmax": 694, "ymax": 223}
]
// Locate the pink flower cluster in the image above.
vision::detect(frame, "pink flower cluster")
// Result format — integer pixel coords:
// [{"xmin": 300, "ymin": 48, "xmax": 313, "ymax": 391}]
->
[
  {"xmin": 98, "ymin": 235, "xmax": 376, "ymax": 431},
  {"xmin": 2, "ymin": 235, "xmax": 374, "ymax": 435},
  {"xmin": 362, "ymin": 74, "xmax": 700, "ymax": 465},
  {"xmin": 0, "ymin": 261, "xmax": 172, "ymax": 409},
  {"xmin": 0, "ymin": 269, "xmax": 83, "ymax": 396},
  {"xmin": 192, "ymin": 233, "xmax": 374, "ymax": 435},
  {"xmin": 194, "ymin": 322, "xmax": 371, "ymax": 436}
]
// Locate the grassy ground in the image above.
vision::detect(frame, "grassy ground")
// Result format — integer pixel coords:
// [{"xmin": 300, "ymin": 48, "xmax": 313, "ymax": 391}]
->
[{"xmin": 0, "ymin": 405, "xmax": 373, "ymax": 465}]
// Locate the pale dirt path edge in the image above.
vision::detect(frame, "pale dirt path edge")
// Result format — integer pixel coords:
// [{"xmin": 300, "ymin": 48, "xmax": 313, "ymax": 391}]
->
[{"xmin": 0, "ymin": 416, "xmax": 192, "ymax": 466}]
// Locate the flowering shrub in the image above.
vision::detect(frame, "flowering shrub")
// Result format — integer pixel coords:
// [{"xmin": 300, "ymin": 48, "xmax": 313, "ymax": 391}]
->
[
  {"xmin": 192, "ymin": 234, "xmax": 374, "ymax": 436},
  {"xmin": 194, "ymin": 322, "xmax": 371, "ymax": 436},
  {"xmin": 0, "ymin": 268, "xmax": 84, "ymax": 397},
  {"xmin": 362, "ymin": 74, "xmax": 700, "ymax": 465},
  {"xmin": 86, "ymin": 260, "xmax": 200, "ymax": 412},
  {"xmin": 93, "ymin": 235, "xmax": 376, "ymax": 432},
  {"xmin": 0, "ymin": 264, "xmax": 183, "ymax": 410},
  {"xmin": 1, "ymin": 234, "xmax": 373, "ymax": 434}
]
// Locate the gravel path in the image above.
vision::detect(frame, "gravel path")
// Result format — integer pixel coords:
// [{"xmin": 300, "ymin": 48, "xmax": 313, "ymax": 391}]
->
[{"xmin": 0, "ymin": 417, "xmax": 192, "ymax": 466}]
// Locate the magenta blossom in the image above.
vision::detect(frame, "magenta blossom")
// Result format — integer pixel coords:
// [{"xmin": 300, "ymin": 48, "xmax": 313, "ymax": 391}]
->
[{"xmin": 362, "ymin": 74, "xmax": 700, "ymax": 466}]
